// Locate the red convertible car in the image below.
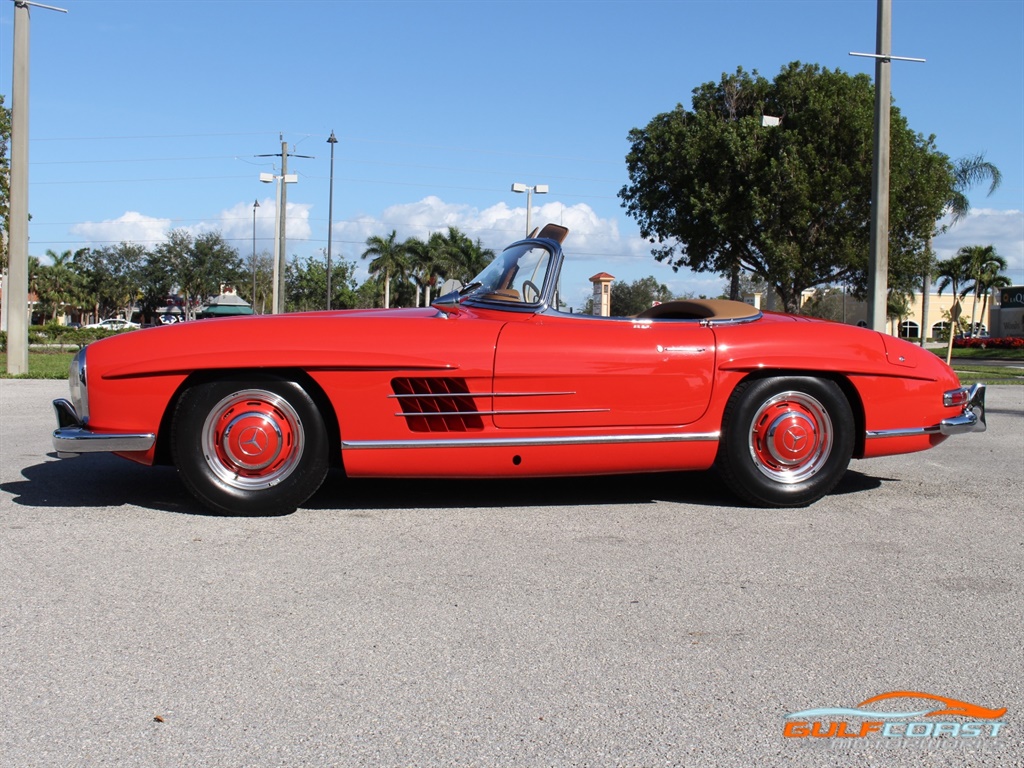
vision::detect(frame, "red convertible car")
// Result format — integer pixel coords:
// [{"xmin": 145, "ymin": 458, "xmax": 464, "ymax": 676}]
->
[{"xmin": 52, "ymin": 225, "xmax": 985, "ymax": 515}]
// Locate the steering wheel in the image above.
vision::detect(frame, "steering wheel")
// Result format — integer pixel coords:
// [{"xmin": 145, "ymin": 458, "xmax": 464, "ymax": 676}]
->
[{"xmin": 522, "ymin": 280, "xmax": 541, "ymax": 303}]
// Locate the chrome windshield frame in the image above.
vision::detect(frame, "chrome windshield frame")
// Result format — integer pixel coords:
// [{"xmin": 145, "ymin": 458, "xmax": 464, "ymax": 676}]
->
[{"xmin": 457, "ymin": 237, "xmax": 565, "ymax": 312}]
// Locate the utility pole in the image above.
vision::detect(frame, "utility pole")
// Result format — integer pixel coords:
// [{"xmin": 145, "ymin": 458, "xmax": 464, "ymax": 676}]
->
[
  {"xmin": 851, "ymin": 0, "xmax": 924, "ymax": 333},
  {"xmin": 326, "ymin": 131, "xmax": 337, "ymax": 310},
  {"xmin": 867, "ymin": 0, "xmax": 892, "ymax": 333},
  {"xmin": 256, "ymin": 138, "xmax": 312, "ymax": 314},
  {"xmin": 6, "ymin": 0, "xmax": 67, "ymax": 375}
]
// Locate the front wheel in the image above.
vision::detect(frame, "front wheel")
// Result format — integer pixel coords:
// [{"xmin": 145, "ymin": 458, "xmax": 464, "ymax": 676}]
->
[
  {"xmin": 171, "ymin": 376, "xmax": 329, "ymax": 516},
  {"xmin": 716, "ymin": 376, "xmax": 854, "ymax": 507}
]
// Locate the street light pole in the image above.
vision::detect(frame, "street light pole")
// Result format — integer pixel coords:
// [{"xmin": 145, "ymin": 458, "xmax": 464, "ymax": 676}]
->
[
  {"xmin": 6, "ymin": 0, "xmax": 67, "ymax": 375},
  {"xmin": 511, "ymin": 182, "xmax": 549, "ymax": 237},
  {"xmin": 850, "ymin": 0, "xmax": 925, "ymax": 332},
  {"xmin": 255, "ymin": 139, "xmax": 312, "ymax": 314},
  {"xmin": 867, "ymin": 0, "xmax": 892, "ymax": 333},
  {"xmin": 259, "ymin": 171, "xmax": 297, "ymax": 314},
  {"xmin": 251, "ymin": 198, "xmax": 260, "ymax": 312},
  {"xmin": 326, "ymin": 131, "xmax": 338, "ymax": 310}
]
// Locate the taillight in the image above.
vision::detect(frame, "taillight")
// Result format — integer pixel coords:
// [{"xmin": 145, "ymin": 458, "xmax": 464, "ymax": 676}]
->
[{"xmin": 944, "ymin": 387, "xmax": 969, "ymax": 408}]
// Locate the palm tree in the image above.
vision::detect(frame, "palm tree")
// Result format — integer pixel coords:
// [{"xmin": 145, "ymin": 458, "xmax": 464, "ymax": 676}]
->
[
  {"xmin": 441, "ymin": 227, "xmax": 493, "ymax": 281},
  {"xmin": 920, "ymin": 154, "xmax": 1001, "ymax": 345},
  {"xmin": 948, "ymin": 154, "xmax": 1002, "ymax": 226},
  {"xmin": 960, "ymin": 245, "xmax": 1008, "ymax": 336},
  {"xmin": 886, "ymin": 289, "xmax": 914, "ymax": 338},
  {"xmin": 27, "ymin": 255, "xmax": 42, "ymax": 322},
  {"xmin": 39, "ymin": 249, "xmax": 80, "ymax": 323},
  {"xmin": 935, "ymin": 252, "xmax": 972, "ymax": 362},
  {"xmin": 405, "ymin": 232, "xmax": 455, "ymax": 306},
  {"xmin": 361, "ymin": 230, "xmax": 410, "ymax": 308}
]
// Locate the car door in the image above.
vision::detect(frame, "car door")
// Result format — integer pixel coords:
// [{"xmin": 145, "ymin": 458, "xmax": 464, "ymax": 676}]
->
[{"xmin": 492, "ymin": 314, "xmax": 716, "ymax": 429}]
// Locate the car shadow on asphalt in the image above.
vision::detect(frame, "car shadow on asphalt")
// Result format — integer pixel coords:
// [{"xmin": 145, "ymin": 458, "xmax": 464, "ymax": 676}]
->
[
  {"xmin": 306, "ymin": 467, "xmax": 884, "ymax": 512},
  {"xmin": 3, "ymin": 454, "xmax": 884, "ymax": 517},
  {"xmin": 3, "ymin": 454, "xmax": 198, "ymax": 515}
]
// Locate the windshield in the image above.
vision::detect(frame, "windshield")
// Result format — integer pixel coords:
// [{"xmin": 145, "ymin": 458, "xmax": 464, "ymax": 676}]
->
[{"xmin": 463, "ymin": 243, "xmax": 554, "ymax": 305}]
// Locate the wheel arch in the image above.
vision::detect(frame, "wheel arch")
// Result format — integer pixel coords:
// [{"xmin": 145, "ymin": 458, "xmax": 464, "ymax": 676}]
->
[{"xmin": 153, "ymin": 368, "xmax": 343, "ymax": 470}]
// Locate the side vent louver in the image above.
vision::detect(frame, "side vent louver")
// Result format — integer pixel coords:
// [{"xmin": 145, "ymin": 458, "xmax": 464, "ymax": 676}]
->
[{"xmin": 391, "ymin": 378, "xmax": 484, "ymax": 432}]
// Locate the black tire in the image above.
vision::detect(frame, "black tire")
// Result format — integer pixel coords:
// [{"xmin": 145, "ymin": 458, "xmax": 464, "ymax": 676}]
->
[
  {"xmin": 171, "ymin": 376, "xmax": 329, "ymax": 516},
  {"xmin": 716, "ymin": 376, "xmax": 854, "ymax": 507}
]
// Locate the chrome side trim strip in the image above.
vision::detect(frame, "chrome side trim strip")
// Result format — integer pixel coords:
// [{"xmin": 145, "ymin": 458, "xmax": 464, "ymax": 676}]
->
[
  {"xmin": 342, "ymin": 431, "xmax": 720, "ymax": 450},
  {"xmin": 389, "ymin": 391, "xmax": 576, "ymax": 399},
  {"xmin": 394, "ymin": 408, "xmax": 609, "ymax": 418},
  {"xmin": 865, "ymin": 426, "xmax": 936, "ymax": 439}
]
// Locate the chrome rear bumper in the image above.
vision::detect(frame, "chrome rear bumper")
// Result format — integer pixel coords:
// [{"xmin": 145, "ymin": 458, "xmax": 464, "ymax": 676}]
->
[
  {"xmin": 865, "ymin": 383, "xmax": 986, "ymax": 440},
  {"xmin": 938, "ymin": 383, "xmax": 986, "ymax": 436},
  {"xmin": 52, "ymin": 399, "xmax": 156, "ymax": 457}
]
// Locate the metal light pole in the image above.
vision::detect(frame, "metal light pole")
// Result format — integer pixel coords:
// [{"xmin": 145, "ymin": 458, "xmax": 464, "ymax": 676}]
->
[
  {"xmin": 256, "ymin": 140, "xmax": 311, "ymax": 314},
  {"xmin": 511, "ymin": 182, "xmax": 549, "ymax": 237},
  {"xmin": 326, "ymin": 131, "xmax": 338, "ymax": 310},
  {"xmin": 866, "ymin": 0, "xmax": 892, "ymax": 333},
  {"xmin": 6, "ymin": 0, "xmax": 67, "ymax": 375},
  {"xmin": 259, "ymin": 171, "xmax": 297, "ymax": 314},
  {"xmin": 851, "ymin": 0, "xmax": 925, "ymax": 332},
  {"xmin": 251, "ymin": 198, "xmax": 260, "ymax": 312}
]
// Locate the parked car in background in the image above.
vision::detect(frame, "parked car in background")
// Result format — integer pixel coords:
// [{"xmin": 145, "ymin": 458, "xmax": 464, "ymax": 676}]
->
[
  {"xmin": 83, "ymin": 319, "xmax": 140, "ymax": 331},
  {"xmin": 51, "ymin": 225, "xmax": 986, "ymax": 516}
]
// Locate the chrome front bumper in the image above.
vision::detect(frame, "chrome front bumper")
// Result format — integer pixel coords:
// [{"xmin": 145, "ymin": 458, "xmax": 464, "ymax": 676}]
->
[{"xmin": 52, "ymin": 399, "xmax": 156, "ymax": 457}]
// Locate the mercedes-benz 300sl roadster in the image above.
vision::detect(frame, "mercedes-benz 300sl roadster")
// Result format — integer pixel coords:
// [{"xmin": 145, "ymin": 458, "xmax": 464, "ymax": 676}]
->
[{"xmin": 51, "ymin": 224, "xmax": 985, "ymax": 515}]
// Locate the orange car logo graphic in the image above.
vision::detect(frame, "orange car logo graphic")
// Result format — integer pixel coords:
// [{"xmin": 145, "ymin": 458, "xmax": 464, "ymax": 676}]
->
[
  {"xmin": 784, "ymin": 691, "xmax": 1006, "ymax": 739},
  {"xmin": 857, "ymin": 691, "xmax": 1006, "ymax": 720}
]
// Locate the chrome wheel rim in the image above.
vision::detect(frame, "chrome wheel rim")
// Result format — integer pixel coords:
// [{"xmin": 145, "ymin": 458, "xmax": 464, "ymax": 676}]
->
[
  {"xmin": 201, "ymin": 389, "xmax": 305, "ymax": 490},
  {"xmin": 747, "ymin": 391, "xmax": 832, "ymax": 484}
]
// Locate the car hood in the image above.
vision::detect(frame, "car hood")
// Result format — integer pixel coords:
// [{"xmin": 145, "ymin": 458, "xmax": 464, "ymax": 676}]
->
[{"xmin": 85, "ymin": 307, "xmax": 502, "ymax": 380}]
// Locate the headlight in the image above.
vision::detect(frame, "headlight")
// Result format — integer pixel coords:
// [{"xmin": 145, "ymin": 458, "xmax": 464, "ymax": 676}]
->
[{"xmin": 68, "ymin": 348, "xmax": 89, "ymax": 423}]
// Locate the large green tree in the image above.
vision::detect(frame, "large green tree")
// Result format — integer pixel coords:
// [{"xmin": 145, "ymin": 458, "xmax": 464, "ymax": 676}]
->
[
  {"xmin": 619, "ymin": 62, "xmax": 952, "ymax": 312},
  {"xmin": 610, "ymin": 276, "xmax": 675, "ymax": 316},
  {"xmin": 151, "ymin": 230, "xmax": 243, "ymax": 321},
  {"xmin": 285, "ymin": 252, "xmax": 359, "ymax": 312},
  {"xmin": 244, "ymin": 249, "xmax": 274, "ymax": 314},
  {"xmin": 74, "ymin": 242, "xmax": 148, "ymax": 323}
]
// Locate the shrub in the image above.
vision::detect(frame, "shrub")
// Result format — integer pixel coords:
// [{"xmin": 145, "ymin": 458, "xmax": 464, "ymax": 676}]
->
[{"xmin": 953, "ymin": 336, "xmax": 1024, "ymax": 350}]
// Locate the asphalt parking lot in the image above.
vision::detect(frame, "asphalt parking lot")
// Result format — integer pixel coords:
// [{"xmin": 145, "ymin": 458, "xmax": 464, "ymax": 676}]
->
[{"xmin": 2, "ymin": 379, "xmax": 1022, "ymax": 768}]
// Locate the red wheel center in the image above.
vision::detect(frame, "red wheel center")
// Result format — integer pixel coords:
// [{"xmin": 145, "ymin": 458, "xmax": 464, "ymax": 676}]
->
[
  {"xmin": 218, "ymin": 409, "xmax": 290, "ymax": 473},
  {"xmin": 753, "ymin": 405, "xmax": 823, "ymax": 470},
  {"xmin": 768, "ymin": 414, "xmax": 817, "ymax": 465}
]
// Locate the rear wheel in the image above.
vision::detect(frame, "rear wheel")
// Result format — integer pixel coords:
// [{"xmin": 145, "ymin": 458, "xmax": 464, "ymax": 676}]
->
[
  {"xmin": 171, "ymin": 376, "xmax": 329, "ymax": 515},
  {"xmin": 716, "ymin": 376, "xmax": 854, "ymax": 507}
]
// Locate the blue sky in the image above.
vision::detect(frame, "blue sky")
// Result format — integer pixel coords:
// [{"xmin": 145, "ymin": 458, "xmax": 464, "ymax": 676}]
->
[{"xmin": 2, "ymin": 0, "xmax": 1022, "ymax": 309}]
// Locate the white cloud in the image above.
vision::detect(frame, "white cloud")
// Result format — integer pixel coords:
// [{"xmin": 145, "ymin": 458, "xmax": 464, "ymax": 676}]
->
[
  {"xmin": 932, "ymin": 208, "xmax": 1024, "ymax": 284},
  {"xmin": 204, "ymin": 198, "xmax": 314, "ymax": 254},
  {"xmin": 69, "ymin": 201, "xmax": 315, "ymax": 259},
  {"xmin": 328, "ymin": 195, "xmax": 719, "ymax": 306},
  {"xmin": 69, "ymin": 212, "xmax": 171, "ymax": 246}
]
